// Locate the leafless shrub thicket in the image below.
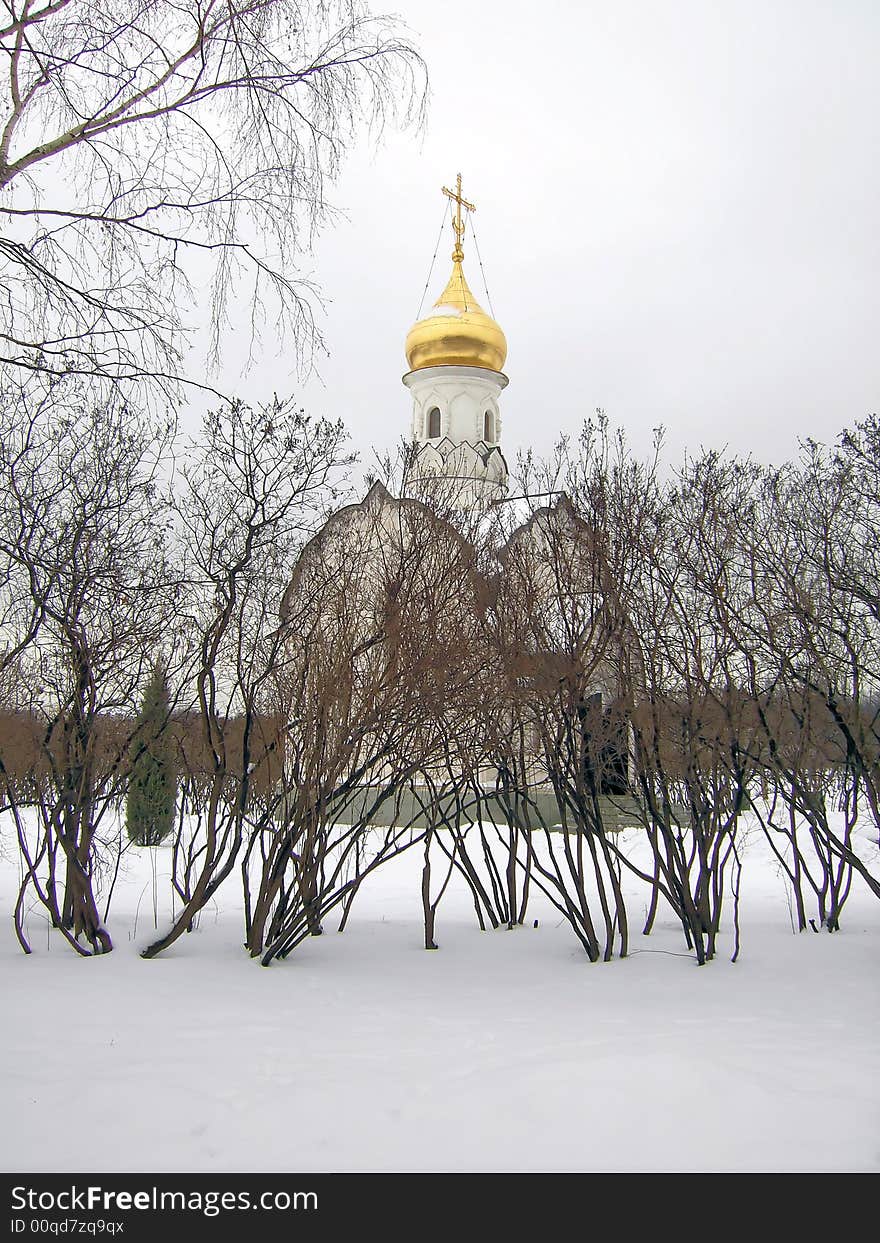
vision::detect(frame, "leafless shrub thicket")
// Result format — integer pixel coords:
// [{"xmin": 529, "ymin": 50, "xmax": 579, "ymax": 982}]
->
[
  {"xmin": 0, "ymin": 376, "xmax": 178, "ymax": 952},
  {"xmin": 245, "ymin": 478, "xmax": 501, "ymax": 962},
  {"xmin": 0, "ymin": 382, "xmax": 352, "ymax": 955},
  {"xmin": 141, "ymin": 396, "xmax": 350, "ymax": 957},
  {"xmin": 0, "ymin": 400, "xmax": 877, "ymax": 964}
]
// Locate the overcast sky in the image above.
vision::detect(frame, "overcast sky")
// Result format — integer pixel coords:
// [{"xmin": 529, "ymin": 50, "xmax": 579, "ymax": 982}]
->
[{"xmin": 198, "ymin": 0, "xmax": 879, "ymax": 475}]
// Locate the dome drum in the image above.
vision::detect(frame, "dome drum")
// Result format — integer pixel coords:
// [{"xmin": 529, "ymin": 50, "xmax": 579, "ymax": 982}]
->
[{"xmin": 404, "ymin": 365, "xmax": 507, "ymax": 454}]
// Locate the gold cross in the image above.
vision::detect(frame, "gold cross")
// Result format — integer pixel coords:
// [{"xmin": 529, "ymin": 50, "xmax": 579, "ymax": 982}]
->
[{"xmin": 442, "ymin": 172, "xmax": 475, "ymax": 262}]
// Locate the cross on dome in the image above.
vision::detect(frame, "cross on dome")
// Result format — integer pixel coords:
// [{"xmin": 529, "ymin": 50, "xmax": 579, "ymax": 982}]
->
[
  {"xmin": 441, "ymin": 173, "xmax": 475, "ymax": 262},
  {"xmin": 404, "ymin": 174, "xmax": 507, "ymax": 375}
]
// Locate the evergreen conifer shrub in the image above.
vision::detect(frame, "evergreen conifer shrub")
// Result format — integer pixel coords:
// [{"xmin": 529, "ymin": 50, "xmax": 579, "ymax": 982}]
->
[{"xmin": 126, "ymin": 665, "xmax": 177, "ymax": 846}]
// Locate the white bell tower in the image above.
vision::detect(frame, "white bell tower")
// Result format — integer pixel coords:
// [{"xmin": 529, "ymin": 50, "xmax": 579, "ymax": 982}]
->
[{"xmin": 402, "ymin": 175, "xmax": 509, "ymax": 506}]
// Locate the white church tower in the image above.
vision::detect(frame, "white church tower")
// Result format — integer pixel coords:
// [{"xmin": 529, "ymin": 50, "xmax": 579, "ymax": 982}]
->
[{"xmin": 402, "ymin": 175, "xmax": 509, "ymax": 506}]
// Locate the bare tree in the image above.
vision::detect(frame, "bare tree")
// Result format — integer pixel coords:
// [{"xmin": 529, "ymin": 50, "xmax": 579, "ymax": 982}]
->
[
  {"xmin": 142, "ymin": 393, "xmax": 349, "ymax": 957},
  {"xmin": 0, "ymin": 1, "xmax": 425, "ymax": 394},
  {"xmin": 640, "ymin": 435, "xmax": 880, "ymax": 942},
  {"xmin": 0, "ymin": 376, "xmax": 178, "ymax": 953},
  {"xmin": 635, "ymin": 452, "xmax": 759, "ymax": 961},
  {"xmin": 803, "ymin": 422, "xmax": 880, "ymax": 852},
  {"xmin": 481, "ymin": 421, "xmax": 653, "ymax": 963},
  {"xmin": 720, "ymin": 440, "xmax": 880, "ymax": 929},
  {"xmin": 246, "ymin": 481, "xmax": 495, "ymax": 963}
]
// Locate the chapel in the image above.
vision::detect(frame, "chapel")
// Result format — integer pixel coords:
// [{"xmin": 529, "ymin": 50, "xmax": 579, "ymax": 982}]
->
[{"xmin": 280, "ymin": 175, "xmax": 634, "ymax": 824}]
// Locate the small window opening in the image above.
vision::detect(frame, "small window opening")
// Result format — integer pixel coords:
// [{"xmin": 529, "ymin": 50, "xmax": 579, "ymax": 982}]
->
[
  {"xmin": 483, "ymin": 410, "xmax": 494, "ymax": 442},
  {"xmin": 427, "ymin": 407, "xmax": 441, "ymax": 439}
]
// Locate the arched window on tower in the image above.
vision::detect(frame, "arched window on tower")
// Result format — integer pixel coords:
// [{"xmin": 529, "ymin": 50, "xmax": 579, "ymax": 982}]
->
[
  {"xmin": 484, "ymin": 410, "xmax": 494, "ymax": 443},
  {"xmin": 427, "ymin": 407, "xmax": 441, "ymax": 439}
]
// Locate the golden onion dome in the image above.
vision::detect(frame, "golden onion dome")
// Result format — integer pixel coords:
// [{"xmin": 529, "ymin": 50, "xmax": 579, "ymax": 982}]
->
[{"xmin": 405, "ymin": 256, "xmax": 507, "ymax": 374}]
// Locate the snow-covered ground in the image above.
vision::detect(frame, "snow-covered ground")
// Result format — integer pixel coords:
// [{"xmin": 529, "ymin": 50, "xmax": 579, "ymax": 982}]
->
[{"xmin": 1, "ymin": 818, "xmax": 878, "ymax": 1173}]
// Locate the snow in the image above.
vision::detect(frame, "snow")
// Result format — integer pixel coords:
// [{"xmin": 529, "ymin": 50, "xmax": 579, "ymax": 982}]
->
[{"xmin": 1, "ymin": 817, "xmax": 878, "ymax": 1173}]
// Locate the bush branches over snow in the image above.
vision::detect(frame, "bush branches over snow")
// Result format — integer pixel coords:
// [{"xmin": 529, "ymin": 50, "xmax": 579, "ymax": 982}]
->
[
  {"xmin": 141, "ymin": 394, "xmax": 351, "ymax": 957},
  {"xmin": 0, "ymin": 375, "xmax": 177, "ymax": 953},
  {"xmin": 1, "ymin": 402, "xmax": 878, "ymax": 964}
]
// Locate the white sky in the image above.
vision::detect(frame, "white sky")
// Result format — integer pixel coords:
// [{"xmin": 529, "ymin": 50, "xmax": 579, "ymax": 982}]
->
[{"xmin": 196, "ymin": 0, "xmax": 880, "ymax": 474}]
